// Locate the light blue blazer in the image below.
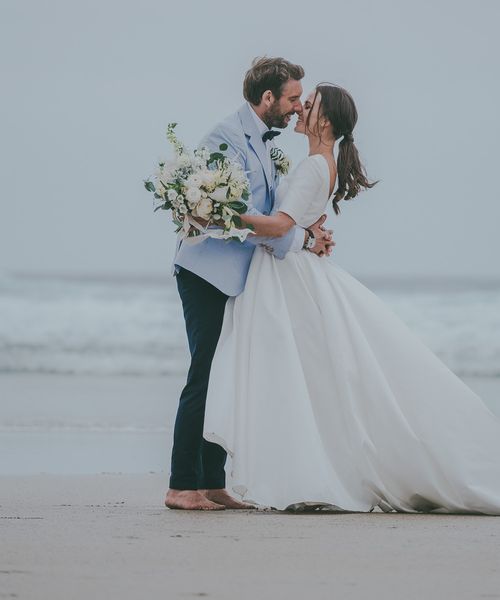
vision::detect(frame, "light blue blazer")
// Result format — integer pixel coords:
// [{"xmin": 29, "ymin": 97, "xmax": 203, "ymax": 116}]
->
[{"xmin": 172, "ymin": 103, "xmax": 303, "ymax": 297}]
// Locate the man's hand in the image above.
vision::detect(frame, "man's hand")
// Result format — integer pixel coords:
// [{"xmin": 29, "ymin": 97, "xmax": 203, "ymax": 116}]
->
[{"xmin": 307, "ymin": 214, "xmax": 335, "ymax": 257}]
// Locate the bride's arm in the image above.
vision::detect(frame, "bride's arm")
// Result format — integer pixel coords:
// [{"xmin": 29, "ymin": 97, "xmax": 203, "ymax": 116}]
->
[
  {"xmin": 239, "ymin": 211, "xmax": 297, "ymax": 238},
  {"xmin": 191, "ymin": 210, "xmax": 301, "ymax": 240},
  {"xmin": 242, "ymin": 156, "xmax": 326, "ymax": 239}
]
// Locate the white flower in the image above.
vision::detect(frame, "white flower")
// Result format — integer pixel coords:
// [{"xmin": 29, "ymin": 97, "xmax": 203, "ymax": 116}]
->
[
  {"xmin": 229, "ymin": 163, "xmax": 245, "ymax": 178},
  {"xmin": 196, "ymin": 147, "xmax": 211, "ymax": 161},
  {"xmin": 209, "ymin": 186, "xmax": 230, "ymax": 203},
  {"xmin": 186, "ymin": 187, "xmax": 202, "ymax": 207},
  {"xmin": 192, "ymin": 197, "xmax": 213, "ymax": 220},
  {"xmin": 221, "ymin": 207, "xmax": 234, "ymax": 225},
  {"xmin": 192, "ymin": 155, "xmax": 206, "ymax": 169},
  {"xmin": 231, "ymin": 175, "xmax": 245, "ymax": 189},
  {"xmin": 200, "ymin": 169, "xmax": 215, "ymax": 187},
  {"xmin": 172, "ymin": 196, "xmax": 186, "ymax": 211},
  {"xmin": 178, "ymin": 154, "xmax": 191, "ymax": 168},
  {"xmin": 167, "ymin": 189, "xmax": 178, "ymax": 202},
  {"xmin": 228, "ymin": 182, "xmax": 245, "ymax": 199},
  {"xmin": 158, "ymin": 159, "xmax": 177, "ymax": 182},
  {"xmin": 187, "ymin": 174, "xmax": 202, "ymax": 188}
]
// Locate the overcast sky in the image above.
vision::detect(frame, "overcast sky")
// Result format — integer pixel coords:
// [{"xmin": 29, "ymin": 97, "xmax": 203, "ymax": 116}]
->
[{"xmin": 1, "ymin": 0, "xmax": 499, "ymax": 279}]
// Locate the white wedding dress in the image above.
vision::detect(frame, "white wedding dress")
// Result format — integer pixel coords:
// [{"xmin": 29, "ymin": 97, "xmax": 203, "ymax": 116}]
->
[{"xmin": 203, "ymin": 154, "xmax": 500, "ymax": 514}]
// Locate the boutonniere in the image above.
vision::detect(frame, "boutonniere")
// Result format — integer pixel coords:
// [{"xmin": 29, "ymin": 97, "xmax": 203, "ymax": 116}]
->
[{"xmin": 270, "ymin": 147, "xmax": 291, "ymax": 176}]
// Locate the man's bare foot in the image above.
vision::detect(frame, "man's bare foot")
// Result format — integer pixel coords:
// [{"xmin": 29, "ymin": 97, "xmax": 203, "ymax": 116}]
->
[
  {"xmin": 199, "ymin": 488, "xmax": 257, "ymax": 509},
  {"xmin": 164, "ymin": 489, "xmax": 225, "ymax": 511}
]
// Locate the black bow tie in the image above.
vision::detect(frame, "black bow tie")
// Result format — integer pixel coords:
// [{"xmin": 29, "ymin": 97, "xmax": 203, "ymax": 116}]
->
[{"xmin": 262, "ymin": 130, "xmax": 281, "ymax": 143}]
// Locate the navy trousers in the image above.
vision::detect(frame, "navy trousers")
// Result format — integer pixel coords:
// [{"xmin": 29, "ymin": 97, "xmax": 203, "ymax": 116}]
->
[{"xmin": 169, "ymin": 267, "xmax": 229, "ymax": 490}]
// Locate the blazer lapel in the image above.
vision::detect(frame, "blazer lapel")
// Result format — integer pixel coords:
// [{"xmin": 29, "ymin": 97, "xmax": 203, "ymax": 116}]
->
[{"xmin": 238, "ymin": 104, "xmax": 273, "ymax": 189}]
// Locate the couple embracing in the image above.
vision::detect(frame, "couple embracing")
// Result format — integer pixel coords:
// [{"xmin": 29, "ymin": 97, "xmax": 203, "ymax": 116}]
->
[{"xmin": 165, "ymin": 57, "xmax": 500, "ymax": 515}]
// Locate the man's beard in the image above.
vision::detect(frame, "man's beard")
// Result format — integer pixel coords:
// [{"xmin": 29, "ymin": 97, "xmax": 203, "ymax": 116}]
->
[{"xmin": 262, "ymin": 102, "xmax": 294, "ymax": 129}]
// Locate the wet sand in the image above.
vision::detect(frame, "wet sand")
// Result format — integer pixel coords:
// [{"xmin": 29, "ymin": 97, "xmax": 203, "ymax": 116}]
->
[{"xmin": 2, "ymin": 472, "xmax": 500, "ymax": 600}]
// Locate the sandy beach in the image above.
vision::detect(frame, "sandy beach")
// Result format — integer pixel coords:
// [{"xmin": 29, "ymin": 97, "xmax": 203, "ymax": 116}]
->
[
  {"xmin": 1, "ymin": 374, "xmax": 500, "ymax": 598},
  {"xmin": 1, "ymin": 472, "xmax": 500, "ymax": 600}
]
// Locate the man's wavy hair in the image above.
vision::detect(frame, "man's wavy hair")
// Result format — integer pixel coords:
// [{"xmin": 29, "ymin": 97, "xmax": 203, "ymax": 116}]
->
[{"xmin": 243, "ymin": 57, "xmax": 305, "ymax": 106}]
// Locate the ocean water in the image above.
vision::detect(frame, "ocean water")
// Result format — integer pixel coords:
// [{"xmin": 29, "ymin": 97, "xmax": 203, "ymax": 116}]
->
[
  {"xmin": 0, "ymin": 271, "xmax": 188, "ymax": 377},
  {"xmin": 1, "ymin": 269, "xmax": 499, "ymax": 475},
  {"xmin": 0, "ymin": 270, "xmax": 499, "ymax": 379}
]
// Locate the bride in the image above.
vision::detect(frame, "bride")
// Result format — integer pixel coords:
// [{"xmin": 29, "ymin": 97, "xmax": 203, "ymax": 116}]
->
[{"xmin": 203, "ymin": 83, "xmax": 500, "ymax": 514}]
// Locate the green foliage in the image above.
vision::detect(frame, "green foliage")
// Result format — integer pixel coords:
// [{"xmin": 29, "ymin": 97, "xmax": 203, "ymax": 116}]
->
[
  {"xmin": 227, "ymin": 201, "xmax": 247, "ymax": 214},
  {"xmin": 207, "ymin": 152, "xmax": 225, "ymax": 165},
  {"xmin": 144, "ymin": 180, "xmax": 155, "ymax": 193},
  {"xmin": 153, "ymin": 201, "xmax": 172, "ymax": 212}
]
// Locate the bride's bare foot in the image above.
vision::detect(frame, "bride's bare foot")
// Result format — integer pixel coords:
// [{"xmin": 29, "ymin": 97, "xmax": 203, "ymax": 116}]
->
[
  {"xmin": 164, "ymin": 489, "xmax": 225, "ymax": 511},
  {"xmin": 199, "ymin": 488, "xmax": 257, "ymax": 509}
]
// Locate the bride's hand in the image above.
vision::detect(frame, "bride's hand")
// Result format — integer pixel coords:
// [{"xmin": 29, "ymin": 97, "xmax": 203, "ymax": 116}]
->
[{"xmin": 308, "ymin": 215, "xmax": 335, "ymax": 257}]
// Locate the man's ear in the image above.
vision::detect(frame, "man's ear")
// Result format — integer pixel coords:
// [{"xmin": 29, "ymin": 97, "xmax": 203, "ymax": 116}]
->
[{"xmin": 262, "ymin": 90, "xmax": 274, "ymax": 107}]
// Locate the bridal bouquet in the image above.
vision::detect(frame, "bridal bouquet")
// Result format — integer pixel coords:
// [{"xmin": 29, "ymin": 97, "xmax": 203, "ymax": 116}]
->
[{"xmin": 144, "ymin": 123, "xmax": 254, "ymax": 243}]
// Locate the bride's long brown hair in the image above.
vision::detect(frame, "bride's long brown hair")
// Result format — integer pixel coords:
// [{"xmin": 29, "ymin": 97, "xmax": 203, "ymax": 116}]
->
[{"xmin": 306, "ymin": 83, "xmax": 377, "ymax": 214}]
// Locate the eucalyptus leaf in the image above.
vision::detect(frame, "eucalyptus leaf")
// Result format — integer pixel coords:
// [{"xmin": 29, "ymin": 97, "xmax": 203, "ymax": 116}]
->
[
  {"xmin": 227, "ymin": 201, "xmax": 247, "ymax": 214},
  {"xmin": 208, "ymin": 152, "xmax": 224, "ymax": 165}
]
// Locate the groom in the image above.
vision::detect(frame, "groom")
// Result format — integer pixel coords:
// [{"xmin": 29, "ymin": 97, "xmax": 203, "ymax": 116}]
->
[{"xmin": 165, "ymin": 57, "xmax": 334, "ymax": 510}]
